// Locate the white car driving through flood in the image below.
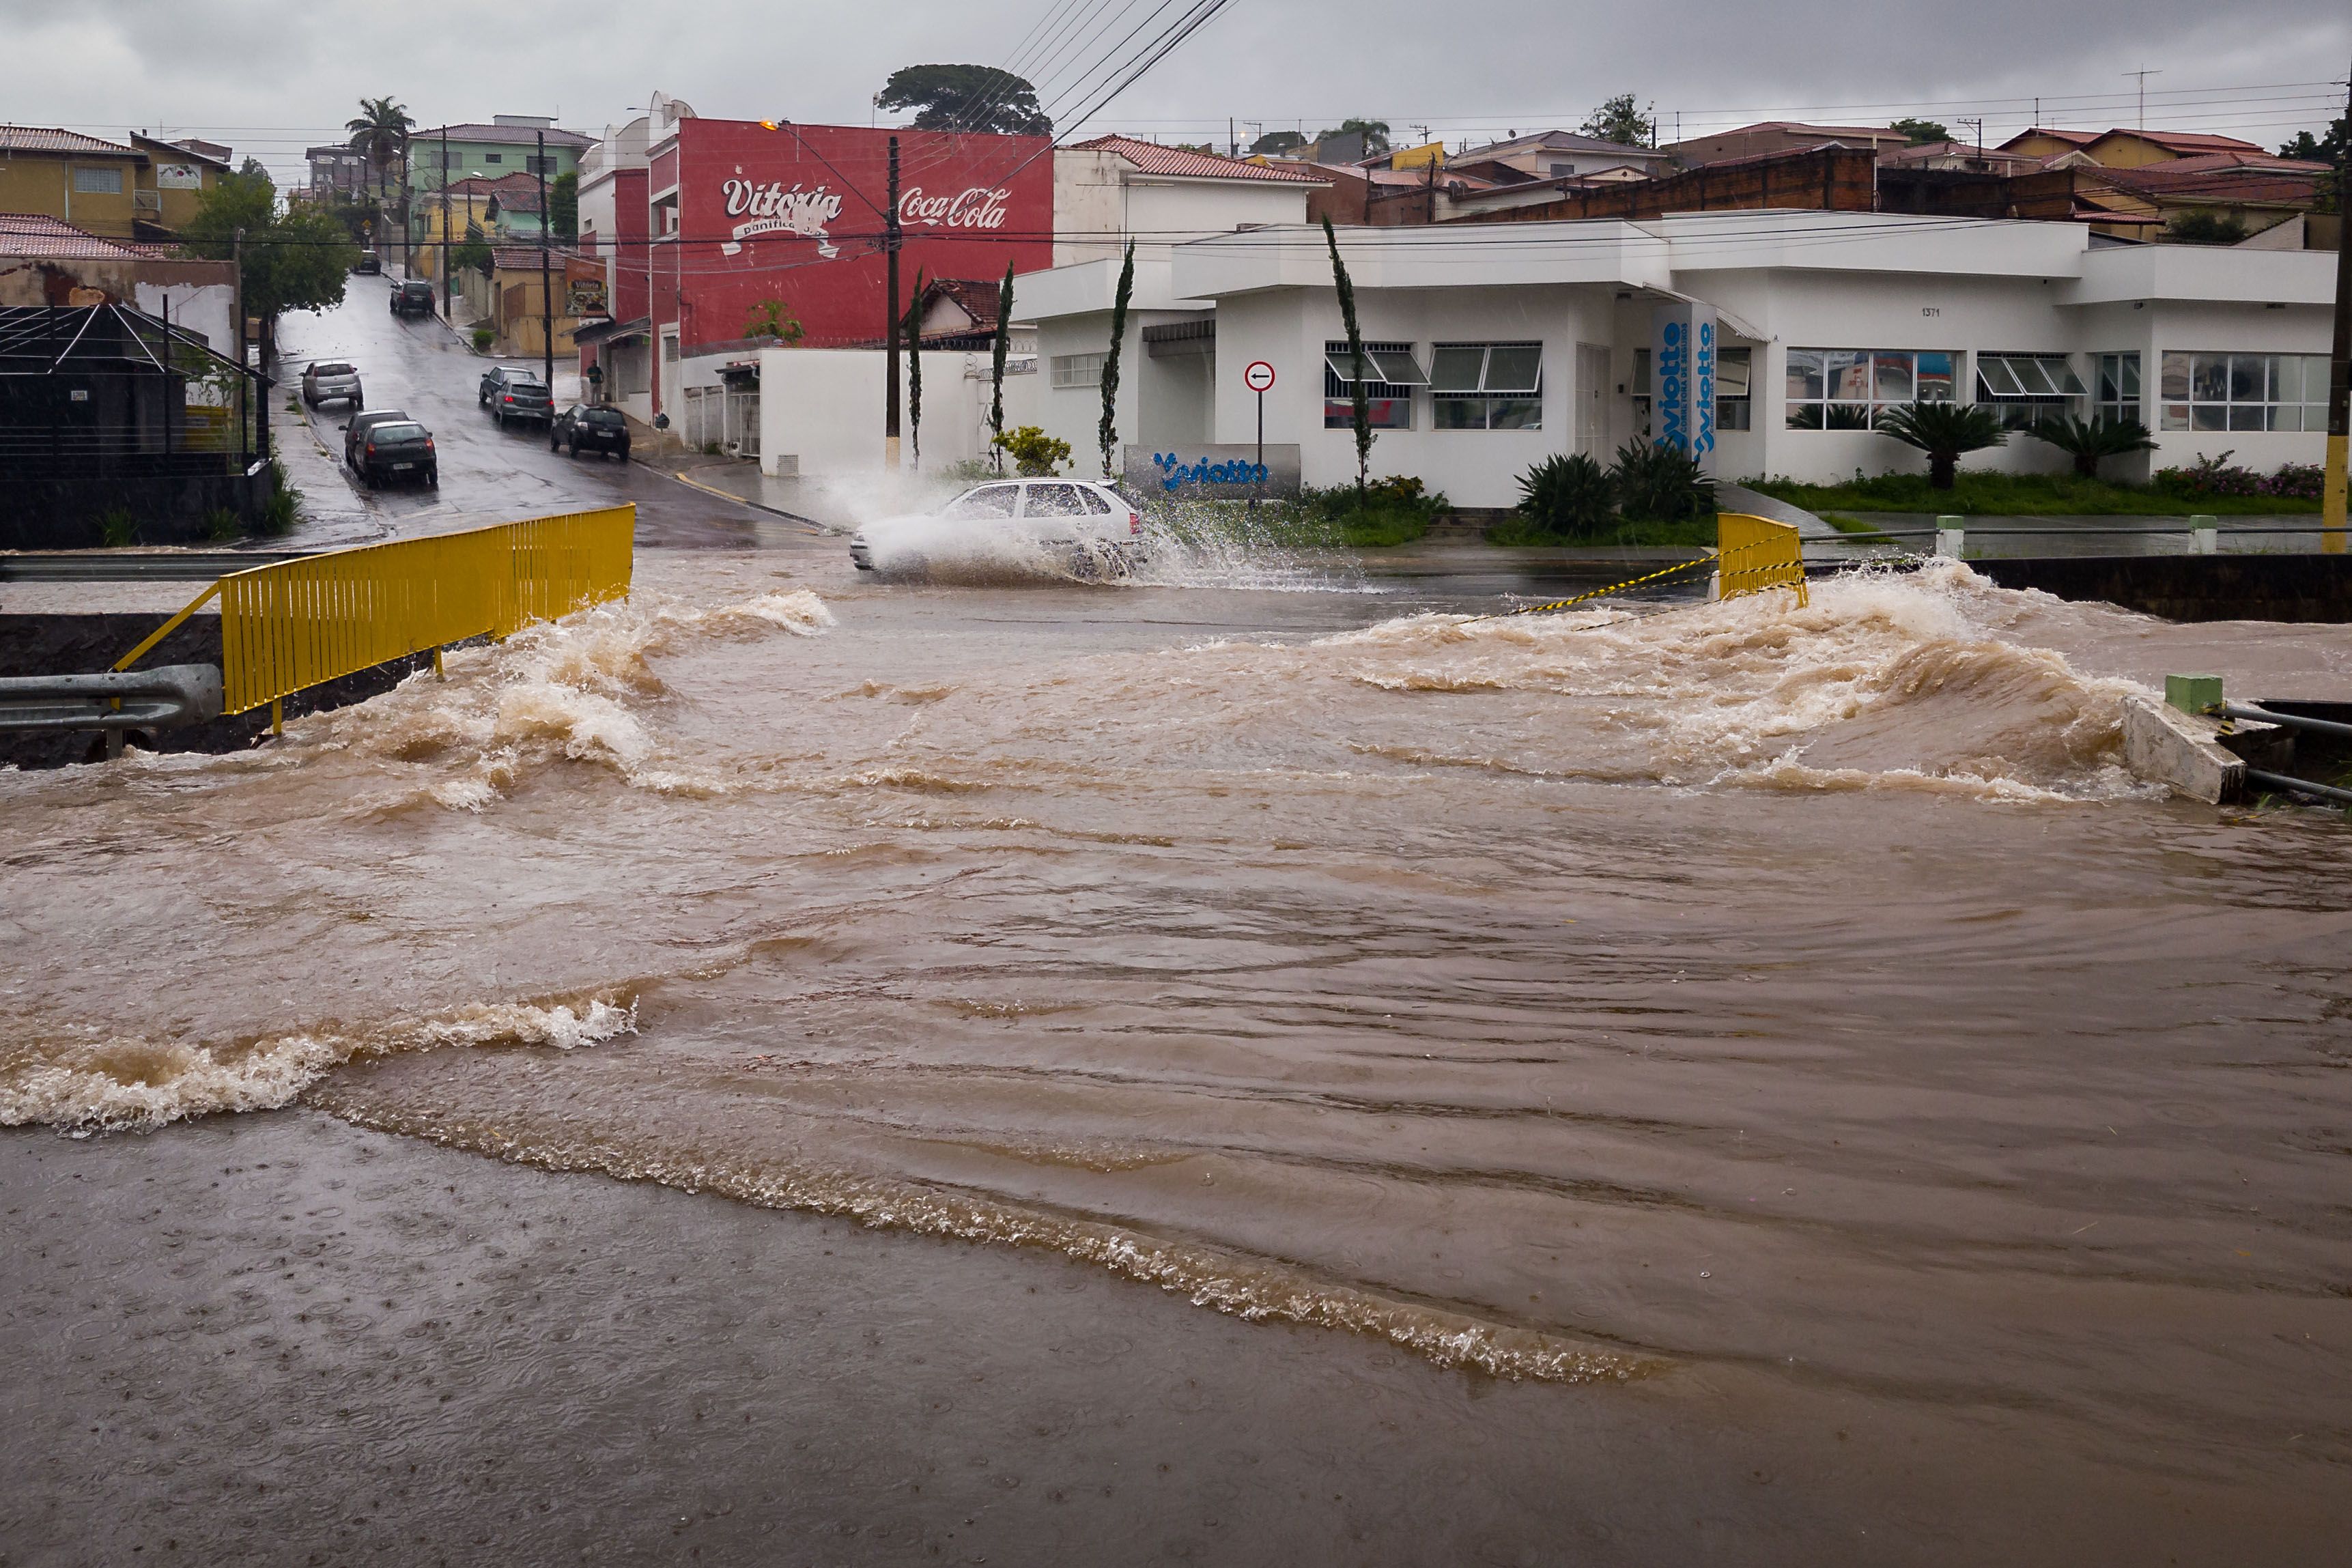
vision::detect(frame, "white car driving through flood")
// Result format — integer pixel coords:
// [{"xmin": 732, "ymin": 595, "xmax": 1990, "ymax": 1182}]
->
[{"xmin": 849, "ymin": 479, "xmax": 1147, "ymax": 578}]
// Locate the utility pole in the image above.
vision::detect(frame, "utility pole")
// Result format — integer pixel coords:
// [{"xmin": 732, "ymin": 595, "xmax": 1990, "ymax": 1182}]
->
[
  {"xmin": 440, "ymin": 127, "xmax": 452, "ymax": 322},
  {"xmin": 537, "ymin": 130, "xmax": 555, "ymax": 395},
  {"xmin": 2322, "ymin": 63, "xmax": 2351, "ymax": 554},
  {"xmin": 885, "ymin": 133, "xmax": 902, "ymax": 470}
]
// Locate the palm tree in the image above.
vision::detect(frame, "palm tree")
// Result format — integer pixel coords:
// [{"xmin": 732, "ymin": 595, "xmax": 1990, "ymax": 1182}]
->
[
  {"xmin": 346, "ymin": 96, "xmax": 414, "ymax": 247},
  {"xmin": 1875, "ymin": 400, "xmax": 2007, "ymax": 489},
  {"xmin": 2026, "ymin": 413, "xmax": 2158, "ymax": 479}
]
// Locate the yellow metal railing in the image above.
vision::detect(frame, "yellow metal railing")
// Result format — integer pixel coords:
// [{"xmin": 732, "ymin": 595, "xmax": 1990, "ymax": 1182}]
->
[
  {"xmin": 115, "ymin": 504, "xmax": 635, "ymax": 716},
  {"xmin": 1715, "ymin": 513, "xmax": 1809, "ymax": 608}
]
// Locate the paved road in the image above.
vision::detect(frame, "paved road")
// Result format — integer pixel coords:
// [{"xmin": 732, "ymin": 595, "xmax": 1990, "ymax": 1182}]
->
[{"xmin": 271, "ymin": 274, "xmax": 778, "ymax": 550}]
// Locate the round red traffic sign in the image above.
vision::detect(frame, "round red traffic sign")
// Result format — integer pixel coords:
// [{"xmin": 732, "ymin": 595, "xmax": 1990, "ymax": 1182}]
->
[{"xmin": 1243, "ymin": 360, "xmax": 1276, "ymax": 393}]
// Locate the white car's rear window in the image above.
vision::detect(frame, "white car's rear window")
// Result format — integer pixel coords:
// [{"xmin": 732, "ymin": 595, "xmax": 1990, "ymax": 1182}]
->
[{"xmin": 1023, "ymin": 483, "xmax": 1089, "ymax": 517}]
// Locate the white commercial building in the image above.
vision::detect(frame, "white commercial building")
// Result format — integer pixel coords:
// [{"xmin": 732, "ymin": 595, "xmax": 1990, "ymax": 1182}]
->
[{"xmin": 1017, "ymin": 210, "xmax": 2338, "ymax": 507}]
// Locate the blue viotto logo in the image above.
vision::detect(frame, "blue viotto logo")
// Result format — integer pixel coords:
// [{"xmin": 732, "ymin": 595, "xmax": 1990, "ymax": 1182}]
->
[{"xmin": 1152, "ymin": 452, "xmax": 1270, "ymax": 491}]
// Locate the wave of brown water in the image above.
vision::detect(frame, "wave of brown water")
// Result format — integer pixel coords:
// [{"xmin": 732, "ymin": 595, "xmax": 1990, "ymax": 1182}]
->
[{"xmin": 4, "ymin": 554, "xmax": 2349, "ymax": 1455}]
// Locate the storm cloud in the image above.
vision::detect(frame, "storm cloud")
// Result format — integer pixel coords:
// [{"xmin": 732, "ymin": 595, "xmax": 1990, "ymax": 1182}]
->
[{"xmin": 1, "ymin": 0, "xmax": 2342, "ymax": 179}]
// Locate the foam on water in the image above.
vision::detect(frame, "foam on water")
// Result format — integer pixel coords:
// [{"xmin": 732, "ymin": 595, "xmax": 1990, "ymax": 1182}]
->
[{"xmin": 0, "ymin": 997, "xmax": 636, "ymax": 1136}]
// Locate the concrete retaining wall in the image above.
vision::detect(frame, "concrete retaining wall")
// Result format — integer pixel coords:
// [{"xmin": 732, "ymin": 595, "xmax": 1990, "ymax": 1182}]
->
[{"xmin": 1969, "ymin": 554, "xmax": 2352, "ymax": 623}]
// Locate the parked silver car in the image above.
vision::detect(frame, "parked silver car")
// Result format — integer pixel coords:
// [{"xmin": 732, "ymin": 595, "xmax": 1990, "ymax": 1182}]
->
[{"xmin": 300, "ymin": 360, "xmax": 363, "ymax": 410}]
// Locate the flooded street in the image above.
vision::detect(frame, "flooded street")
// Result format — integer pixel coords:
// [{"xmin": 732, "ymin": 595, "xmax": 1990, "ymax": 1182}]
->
[{"xmin": 6, "ymin": 502, "xmax": 2352, "ymax": 1558}]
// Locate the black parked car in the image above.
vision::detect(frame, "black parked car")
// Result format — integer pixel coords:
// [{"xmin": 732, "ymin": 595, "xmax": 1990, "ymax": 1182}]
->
[
  {"xmin": 354, "ymin": 420, "xmax": 437, "ymax": 488},
  {"xmin": 551, "ymin": 404, "xmax": 631, "ymax": 459},
  {"xmin": 479, "ymin": 367, "xmax": 554, "ymax": 428},
  {"xmin": 391, "ymin": 280, "xmax": 435, "ymax": 317},
  {"xmin": 343, "ymin": 408, "xmax": 412, "ymax": 468},
  {"xmin": 352, "ymin": 251, "xmax": 382, "ymax": 275}
]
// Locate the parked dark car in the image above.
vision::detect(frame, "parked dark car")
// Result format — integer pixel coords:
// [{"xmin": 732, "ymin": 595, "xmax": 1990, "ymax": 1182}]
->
[
  {"xmin": 343, "ymin": 408, "xmax": 412, "ymax": 468},
  {"xmin": 352, "ymin": 251, "xmax": 382, "ymax": 275},
  {"xmin": 391, "ymin": 281, "xmax": 435, "ymax": 317},
  {"xmin": 300, "ymin": 360, "xmax": 363, "ymax": 410},
  {"xmin": 355, "ymin": 420, "xmax": 436, "ymax": 488},
  {"xmin": 479, "ymin": 367, "xmax": 554, "ymax": 428},
  {"xmin": 551, "ymin": 404, "xmax": 631, "ymax": 459}
]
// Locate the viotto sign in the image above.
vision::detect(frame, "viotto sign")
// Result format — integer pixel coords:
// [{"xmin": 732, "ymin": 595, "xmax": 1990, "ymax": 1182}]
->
[
  {"xmin": 1124, "ymin": 444, "xmax": 1301, "ymax": 499},
  {"xmin": 1650, "ymin": 302, "xmax": 1718, "ymax": 474}
]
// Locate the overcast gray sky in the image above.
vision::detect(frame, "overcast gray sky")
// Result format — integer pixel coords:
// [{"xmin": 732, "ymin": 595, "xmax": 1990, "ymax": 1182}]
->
[{"xmin": 3, "ymin": 0, "xmax": 2344, "ymax": 181}]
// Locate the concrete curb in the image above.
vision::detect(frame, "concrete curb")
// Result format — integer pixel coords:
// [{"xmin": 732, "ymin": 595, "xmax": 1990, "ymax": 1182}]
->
[{"xmin": 642, "ymin": 462, "xmax": 825, "ymax": 530}]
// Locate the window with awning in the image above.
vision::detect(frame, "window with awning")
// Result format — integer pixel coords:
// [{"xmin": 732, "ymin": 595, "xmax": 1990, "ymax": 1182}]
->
[
  {"xmin": 1324, "ymin": 340, "xmax": 1421, "ymax": 429},
  {"xmin": 1974, "ymin": 354, "xmax": 2085, "ymax": 428}
]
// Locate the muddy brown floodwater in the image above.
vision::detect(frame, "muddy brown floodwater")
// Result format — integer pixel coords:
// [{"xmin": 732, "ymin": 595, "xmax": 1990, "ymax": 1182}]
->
[{"xmin": 4, "ymin": 532, "xmax": 2350, "ymax": 1563}]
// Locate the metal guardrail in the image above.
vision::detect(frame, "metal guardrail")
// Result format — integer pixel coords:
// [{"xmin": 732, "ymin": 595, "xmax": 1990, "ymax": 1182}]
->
[
  {"xmin": 1, "ymin": 550, "xmax": 317, "ymax": 582},
  {"xmin": 1716, "ymin": 514, "xmax": 1809, "ymax": 606},
  {"xmin": 0, "ymin": 664, "xmax": 221, "ymax": 739},
  {"xmin": 114, "ymin": 505, "xmax": 636, "ymax": 717}
]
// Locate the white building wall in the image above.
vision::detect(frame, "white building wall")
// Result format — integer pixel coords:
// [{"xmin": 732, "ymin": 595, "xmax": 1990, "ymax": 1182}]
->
[
  {"xmin": 1208, "ymin": 283, "xmax": 1621, "ymax": 505},
  {"xmin": 132, "ymin": 281, "xmax": 236, "ymax": 355},
  {"xmin": 1035, "ymin": 214, "xmax": 2340, "ymax": 496},
  {"xmin": 754, "ymin": 347, "xmax": 1039, "ymax": 476}
]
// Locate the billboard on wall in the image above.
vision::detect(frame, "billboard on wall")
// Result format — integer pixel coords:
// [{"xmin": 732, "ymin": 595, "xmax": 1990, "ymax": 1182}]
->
[
  {"xmin": 656, "ymin": 121, "xmax": 1053, "ymax": 352},
  {"xmin": 1651, "ymin": 302, "xmax": 1718, "ymax": 474}
]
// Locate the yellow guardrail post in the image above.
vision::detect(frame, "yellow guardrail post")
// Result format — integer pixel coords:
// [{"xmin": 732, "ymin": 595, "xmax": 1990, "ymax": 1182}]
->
[{"xmin": 115, "ymin": 504, "xmax": 635, "ymax": 717}]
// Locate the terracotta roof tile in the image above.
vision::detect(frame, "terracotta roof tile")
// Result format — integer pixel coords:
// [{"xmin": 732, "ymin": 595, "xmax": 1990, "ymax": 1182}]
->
[
  {"xmin": 1070, "ymin": 135, "xmax": 1323, "ymax": 183},
  {"xmin": 0, "ymin": 212, "xmax": 167, "ymax": 258},
  {"xmin": 0, "ymin": 126, "xmax": 140, "ymax": 156}
]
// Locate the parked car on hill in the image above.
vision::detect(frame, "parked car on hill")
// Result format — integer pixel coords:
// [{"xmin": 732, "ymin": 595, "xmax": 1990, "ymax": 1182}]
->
[
  {"xmin": 352, "ymin": 251, "xmax": 382, "ymax": 275},
  {"xmin": 849, "ymin": 479, "xmax": 1146, "ymax": 577},
  {"xmin": 300, "ymin": 361, "xmax": 363, "ymax": 410},
  {"xmin": 343, "ymin": 408, "xmax": 412, "ymax": 468},
  {"xmin": 390, "ymin": 280, "xmax": 434, "ymax": 317},
  {"xmin": 550, "ymin": 404, "xmax": 631, "ymax": 460},
  {"xmin": 354, "ymin": 420, "xmax": 437, "ymax": 489},
  {"xmin": 479, "ymin": 367, "xmax": 553, "ymax": 429}
]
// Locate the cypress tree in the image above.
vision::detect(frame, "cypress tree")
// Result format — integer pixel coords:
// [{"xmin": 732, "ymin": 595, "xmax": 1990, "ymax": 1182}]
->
[
  {"xmin": 903, "ymin": 267, "xmax": 924, "ymax": 466},
  {"xmin": 1322, "ymin": 216, "xmax": 1372, "ymax": 497},
  {"xmin": 1099, "ymin": 240, "xmax": 1135, "ymax": 480},
  {"xmin": 990, "ymin": 261, "xmax": 1014, "ymax": 474}
]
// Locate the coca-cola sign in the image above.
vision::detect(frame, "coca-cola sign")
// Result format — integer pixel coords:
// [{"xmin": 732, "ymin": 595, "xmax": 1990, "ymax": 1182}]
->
[
  {"xmin": 721, "ymin": 177, "xmax": 844, "ymax": 257},
  {"xmin": 897, "ymin": 186, "xmax": 1011, "ymax": 229}
]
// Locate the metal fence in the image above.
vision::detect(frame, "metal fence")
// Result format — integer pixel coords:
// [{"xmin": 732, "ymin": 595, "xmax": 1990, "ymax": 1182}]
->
[
  {"xmin": 115, "ymin": 504, "xmax": 636, "ymax": 715},
  {"xmin": 1716, "ymin": 513, "xmax": 1809, "ymax": 607}
]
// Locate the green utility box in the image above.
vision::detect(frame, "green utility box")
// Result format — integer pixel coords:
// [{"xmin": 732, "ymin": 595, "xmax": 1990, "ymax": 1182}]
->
[{"xmin": 2166, "ymin": 674, "xmax": 2224, "ymax": 715}]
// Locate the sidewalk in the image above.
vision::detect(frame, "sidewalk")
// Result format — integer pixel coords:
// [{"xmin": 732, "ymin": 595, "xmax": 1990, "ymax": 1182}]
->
[{"xmin": 632, "ymin": 454, "xmax": 837, "ymax": 529}]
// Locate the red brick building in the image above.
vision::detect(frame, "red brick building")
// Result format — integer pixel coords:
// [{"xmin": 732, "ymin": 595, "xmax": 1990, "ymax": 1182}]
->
[{"xmin": 640, "ymin": 117, "xmax": 1053, "ymax": 416}]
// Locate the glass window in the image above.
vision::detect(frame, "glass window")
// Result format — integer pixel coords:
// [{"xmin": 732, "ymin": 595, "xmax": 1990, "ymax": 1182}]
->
[
  {"xmin": 1081, "ymin": 488, "xmax": 1113, "ymax": 513},
  {"xmin": 1430, "ymin": 342, "xmax": 1543, "ymax": 431},
  {"xmin": 2093, "ymin": 353, "xmax": 2142, "ymax": 425},
  {"xmin": 72, "ymin": 167, "xmax": 124, "ymax": 195},
  {"xmin": 1429, "ymin": 345, "xmax": 1486, "ymax": 393},
  {"xmin": 1974, "ymin": 355, "xmax": 2083, "ymax": 429},
  {"xmin": 946, "ymin": 485, "xmax": 1019, "ymax": 519},
  {"xmin": 1916, "ymin": 352, "xmax": 1955, "ymax": 402},
  {"xmin": 2159, "ymin": 350, "xmax": 2331, "ymax": 433},
  {"xmin": 1324, "ymin": 341, "xmax": 1417, "ymax": 429},
  {"xmin": 1716, "ymin": 346, "xmax": 1752, "ymax": 431},
  {"xmin": 1051, "ymin": 352, "xmax": 1105, "ymax": 390},
  {"xmin": 1785, "ymin": 348, "xmax": 1944, "ymax": 429},
  {"xmin": 1023, "ymin": 483, "xmax": 1088, "ymax": 517},
  {"xmin": 483, "ymin": 152, "xmax": 503, "ymax": 165},
  {"xmin": 1784, "ymin": 348, "xmax": 1824, "ymax": 402},
  {"xmin": 1873, "ymin": 352, "xmax": 1914, "ymax": 403}
]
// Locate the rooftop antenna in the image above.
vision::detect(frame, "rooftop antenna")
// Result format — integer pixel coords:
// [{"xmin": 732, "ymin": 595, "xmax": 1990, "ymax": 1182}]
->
[{"xmin": 2125, "ymin": 67, "xmax": 2162, "ymax": 134}]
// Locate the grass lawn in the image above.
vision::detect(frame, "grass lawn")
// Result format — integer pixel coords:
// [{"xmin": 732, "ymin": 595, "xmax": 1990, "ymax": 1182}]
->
[
  {"xmin": 1748, "ymin": 472, "xmax": 2321, "ymax": 517},
  {"xmin": 1822, "ymin": 512, "xmax": 1901, "ymax": 542},
  {"xmin": 1484, "ymin": 514, "xmax": 1718, "ymax": 548}
]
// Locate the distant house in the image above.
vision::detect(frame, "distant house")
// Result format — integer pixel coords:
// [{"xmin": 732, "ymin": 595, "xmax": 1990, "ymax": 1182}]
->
[
  {"xmin": 1998, "ymin": 127, "xmax": 2267, "ymax": 169},
  {"xmin": 0, "ymin": 127, "xmax": 229, "ymax": 242},
  {"xmin": 307, "ymin": 145, "xmax": 372, "ymax": 200},
  {"xmin": 0, "ymin": 214, "xmax": 237, "ymax": 348},
  {"xmin": 1666, "ymin": 122, "xmax": 1910, "ymax": 168},
  {"xmin": 459, "ymin": 245, "xmax": 588, "ymax": 357},
  {"xmin": 1448, "ymin": 130, "xmax": 1675, "ymax": 182},
  {"xmin": 406, "ymin": 117, "xmax": 593, "ymax": 258}
]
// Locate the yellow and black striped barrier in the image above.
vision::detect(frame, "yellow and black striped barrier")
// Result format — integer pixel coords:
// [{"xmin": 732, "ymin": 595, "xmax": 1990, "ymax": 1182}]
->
[{"xmin": 1464, "ymin": 513, "xmax": 1807, "ymax": 625}]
